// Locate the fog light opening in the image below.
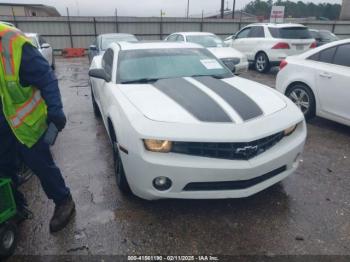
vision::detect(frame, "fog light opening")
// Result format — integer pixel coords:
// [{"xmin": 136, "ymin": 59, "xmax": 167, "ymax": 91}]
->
[{"xmin": 153, "ymin": 177, "xmax": 172, "ymax": 191}]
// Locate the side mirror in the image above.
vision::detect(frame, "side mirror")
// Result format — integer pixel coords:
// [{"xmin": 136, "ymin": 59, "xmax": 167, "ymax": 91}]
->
[
  {"xmin": 41, "ymin": 43, "xmax": 50, "ymax": 49},
  {"xmin": 89, "ymin": 45, "xmax": 97, "ymax": 51},
  {"xmin": 89, "ymin": 68, "xmax": 111, "ymax": 82}
]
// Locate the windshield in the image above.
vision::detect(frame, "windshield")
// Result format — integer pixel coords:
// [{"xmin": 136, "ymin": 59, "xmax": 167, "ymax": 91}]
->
[
  {"xmin": 117, "ymin": 48, "xmax": 233, "ymax": 84},
  {"xmin": 101, "ymin": 35, "xmax": 138, "ymax": 50},
  {"xmin": 269, "ymin": 27, "xmax": 312, "ymax": 39},
  {"xmin": 186, "ymin": 35, "xmax": 224, "ymax": 48}
]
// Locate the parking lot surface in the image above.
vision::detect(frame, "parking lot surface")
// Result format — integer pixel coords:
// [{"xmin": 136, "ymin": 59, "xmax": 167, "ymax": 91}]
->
[{"xmin": 13, "ymin": 58, "xmax": 350, "ymax": 257}]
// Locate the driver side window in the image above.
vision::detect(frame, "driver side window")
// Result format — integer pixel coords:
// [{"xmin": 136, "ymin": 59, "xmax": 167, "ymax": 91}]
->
[
  {"xmin": 236, "ymin": 28, "xmax": 251, "ymax": 39},
  {"xmin": 102, "ymin": 49, "xmax": 114, "ymax": 81}
]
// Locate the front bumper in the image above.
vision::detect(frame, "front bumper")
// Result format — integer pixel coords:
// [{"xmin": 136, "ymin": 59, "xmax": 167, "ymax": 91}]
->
[
  {"xmin": 121, "ymin": 122, "xmax": 306, "ymax": 200},
  {"xmin": 235, "ymin": 61, "xmax": 249, "ymax": 74}
]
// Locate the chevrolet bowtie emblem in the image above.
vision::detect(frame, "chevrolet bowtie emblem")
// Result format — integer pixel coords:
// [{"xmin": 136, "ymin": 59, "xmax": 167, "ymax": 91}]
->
[{"xmin": 235, "ymin": 145, "xmax": 259, "ymax": 157}]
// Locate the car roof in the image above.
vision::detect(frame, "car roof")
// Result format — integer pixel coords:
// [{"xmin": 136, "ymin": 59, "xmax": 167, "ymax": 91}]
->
[
  {"xmin": 247, "ymin": 23, "xmax": 306, "ymax": 28},
  {"xmin": 99, "ymin": 33, "xmax": 135, "ymax": 38},
  {"xmin": 112, "ymin": 41, "xmax": 203, "ymax": 51},
  {"xmin": 172, "ymin": 32, "xmax": 216, "ymax": 36},
  {"xmin": 298, "ymin": 38, "xmax": 350, "ymax": 59}
]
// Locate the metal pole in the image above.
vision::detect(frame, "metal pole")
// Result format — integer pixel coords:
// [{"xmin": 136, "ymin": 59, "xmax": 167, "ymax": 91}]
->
[
  {"xmin": 232, "ymin": 0, "xmax": 236, "ymax": 19},
  {"xmin": 11, "ymin": 7, "xmax": 18, "ymax": 28},
  {"xmin": 115, "ymin": 8, "xmax": 119, "ymax": 33},
  {"xmin": 66, "ymin": 7, "xmax": 74, "ymax": 48},
  {"xmin": 200, "ymin": 10, "xmax": 204, "ymax": 32},
  {"xmin": 93, "ymin": 17, "xmax": 97, "ymax": 37},
  {"xmin": 221, "ymin": 0, "xmax": 225, "ymax": 18},
  {"xmin": 187, "ymin": 0, "xmax": 190, "ymax": 18},
  {"xmin": 160, "ymin": 10, "xmax": 163, "ymax": 40}
]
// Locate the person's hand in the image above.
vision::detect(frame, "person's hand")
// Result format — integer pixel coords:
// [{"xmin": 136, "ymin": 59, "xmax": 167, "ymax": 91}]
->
[{"xmin": 48, "ymin": 112, "xmax": 67, "ymax": 132}]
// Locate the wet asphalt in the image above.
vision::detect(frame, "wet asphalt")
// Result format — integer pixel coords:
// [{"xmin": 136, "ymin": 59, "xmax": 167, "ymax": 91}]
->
[{"xmin": 11, "ymin": 58, "xmax": 350, "ymax": 257}]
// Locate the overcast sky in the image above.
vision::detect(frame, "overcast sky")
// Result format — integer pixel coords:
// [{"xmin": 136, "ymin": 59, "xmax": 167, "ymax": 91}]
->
[{"xmin": 5, "ymin": 0, "xmax": 342, "ymax": 17}]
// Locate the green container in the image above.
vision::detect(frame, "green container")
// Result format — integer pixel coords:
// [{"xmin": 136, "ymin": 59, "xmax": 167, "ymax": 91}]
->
[{"xmin": 0, "ymin": 179, "xmax": 16, "ymax": 224}]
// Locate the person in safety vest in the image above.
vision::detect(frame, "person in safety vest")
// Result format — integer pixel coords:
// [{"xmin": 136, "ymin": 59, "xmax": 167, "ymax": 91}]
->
[{"xmin": 0, "ymin": 23, "xmax": 75, "ymax": 233}]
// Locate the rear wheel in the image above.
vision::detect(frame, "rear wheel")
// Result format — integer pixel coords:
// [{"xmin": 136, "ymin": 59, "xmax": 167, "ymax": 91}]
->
[
  {"xmin": 286, "ymin": 83, "xmax": 316, "ymax": 120},
  {"xmin": 0, "ymin": 222, "xmax": 17, "ymax": 258},
  {"xmin": 255, "ymin": 52, "xmax": 270, "ymax": 73},
  {"xmin": 112, "ymin": 141, "xmax": 131, "ymax": 194}
]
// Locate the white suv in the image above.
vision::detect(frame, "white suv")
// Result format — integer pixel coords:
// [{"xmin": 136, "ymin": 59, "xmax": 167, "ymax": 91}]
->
[{"xmin": 227, "ymin": 23, "xmax": 316, "ymax": 73}]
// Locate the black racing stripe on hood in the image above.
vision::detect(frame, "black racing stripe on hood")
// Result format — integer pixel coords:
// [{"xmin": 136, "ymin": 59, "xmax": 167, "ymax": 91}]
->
[
  {"xmin": 153, "ymin": 78, "xmax": 232, "ymax": 123},
  {"xmin": 195, "ymin": 76, "xmax": 263, "ymax": 121}
]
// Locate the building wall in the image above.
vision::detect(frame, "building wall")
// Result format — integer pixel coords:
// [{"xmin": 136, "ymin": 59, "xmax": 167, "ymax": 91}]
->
[
  {"xmin": 340, "ymin": 0, "xmax": 350, "ymax": 20},
  {"xmin": 0, "ymin": 6, "xmax": 26, "ymax": 16},
  {"xmin": 0, "ymin": 5, "xmax": 57, "ymax": 17}
]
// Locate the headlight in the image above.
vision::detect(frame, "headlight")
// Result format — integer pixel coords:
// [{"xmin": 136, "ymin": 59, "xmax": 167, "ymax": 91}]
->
[
  {"xmin": 144, "ymin": 139, "xmax": 172, "ymax": 153},
  {"xmin": 284, "ymin": 124, "xmax": 298, "ymax": 136}
]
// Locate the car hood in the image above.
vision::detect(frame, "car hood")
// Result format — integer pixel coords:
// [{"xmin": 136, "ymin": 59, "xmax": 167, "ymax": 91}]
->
[
  {"xmin": 120, "ymin": 76, "xmax": 286, "ymax": 124},
  {"xmin": 207, "ymin": 47, "xmax": 244, "ymax": 59}
]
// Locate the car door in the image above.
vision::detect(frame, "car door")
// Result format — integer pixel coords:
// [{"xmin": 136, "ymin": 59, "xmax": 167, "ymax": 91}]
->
[
  {"xmin": 246, "ymin": 26, "xmax": 265, "ymax": 60},
  {"xmin": 98, "ymin": 48, "xmax": 115, "ymax": 116},
  {"xmin": 312, "ymin": 44, "xmax": 350, "ymax": 121},
  {"xmin": 38, "ymin": 35, "xmax": 52, "ymax": 65},
  {"xmin": 231, "ymin": 27, "xmax": 251, "ymax": 55}
]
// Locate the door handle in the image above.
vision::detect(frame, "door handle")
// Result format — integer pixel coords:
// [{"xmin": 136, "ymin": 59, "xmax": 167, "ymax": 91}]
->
[{"xmin": 319, "ymin": 72, "xmax": 332, "ymax": 79}]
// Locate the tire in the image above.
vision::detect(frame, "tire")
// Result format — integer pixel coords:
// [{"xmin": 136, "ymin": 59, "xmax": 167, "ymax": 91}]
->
[
  {"xmin": 0, "ymin": 222, "xmax": 18, "ymax": 258},
  {"xmin": 286, "ymin": 83, "xmax": 316, "ymax": 120},
  {"xmin": 112, "ymin": 141, "xmax": 131, "ymax": 194},
  {"xmin": 91, "ymin": 87, "xmax": 101, "ymax": 118},
  {"xmin": 255, "ymin": 52, "xmax": 270, "ymax": 73}
]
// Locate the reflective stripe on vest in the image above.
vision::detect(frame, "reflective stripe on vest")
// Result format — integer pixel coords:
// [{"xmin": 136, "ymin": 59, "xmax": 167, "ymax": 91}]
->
[
  {"xmin": 0, "ymin": 29, "xmax": 21, "ymax": 76},
  {"xmin": 9, "ymin": 90, "xmax": 43, "ymax": 128}
]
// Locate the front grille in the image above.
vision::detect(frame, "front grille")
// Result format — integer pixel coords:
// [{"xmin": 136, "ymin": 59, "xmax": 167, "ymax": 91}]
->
[
  {"xmin": 171, "ymin": 132, "xmax": 284, "ymax": 160},
  {"xmin": 183, "ymin": 165, "xmax": 287, "ymax": 191},
  {"xmin": 222, "ymin": 58, "xmax": 241, "ymax": 68}
]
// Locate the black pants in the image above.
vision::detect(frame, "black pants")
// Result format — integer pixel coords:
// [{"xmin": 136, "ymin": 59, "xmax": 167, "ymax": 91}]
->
[{"xmin": 0, "ymin": 121, "xmax": 70, "ymax": 206}]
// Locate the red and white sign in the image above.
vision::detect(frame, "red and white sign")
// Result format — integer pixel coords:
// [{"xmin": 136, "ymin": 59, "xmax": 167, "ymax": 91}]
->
[{"xmin": 270, "ymin": 6, "xmax": 285, "ymax": 23}]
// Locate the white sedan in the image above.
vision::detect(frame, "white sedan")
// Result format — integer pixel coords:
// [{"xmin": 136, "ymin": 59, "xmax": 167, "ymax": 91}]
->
[
  {"xmin": 89, "ymin": 41, "xmax": 306, "ymax": 200},
  {"xmin": 165, "ymin": 32, "xmax": 248, "ymax": 74},
  {"xmin": 276, "ymin": 39, "xmax": 350, "ymax": 126},
  {"xmin": 25, "ymin": 33, "xmax": 55, "ymax": 70}
]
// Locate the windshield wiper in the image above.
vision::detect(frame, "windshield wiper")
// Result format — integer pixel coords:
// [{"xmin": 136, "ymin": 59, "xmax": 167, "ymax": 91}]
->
[
  {"xmin": 188, "ymin": 74, "xmax": 229, "ymax": 79},
  {"xmin": 120, "ymin": 78, "xmax": 160, "ymax": 84}
]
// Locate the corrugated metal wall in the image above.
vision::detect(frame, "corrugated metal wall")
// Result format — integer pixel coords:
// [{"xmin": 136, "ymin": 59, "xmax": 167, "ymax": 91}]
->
[{"xmin": 1, "ymin": 16, "xmax": 349, "ymax": 51}]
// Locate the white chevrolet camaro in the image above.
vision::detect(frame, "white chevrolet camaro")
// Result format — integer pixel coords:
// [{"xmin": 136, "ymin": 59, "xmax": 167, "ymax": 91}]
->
[{"xmin": 89, "ymin": 41, "xmax": 306, "ymax": 200}]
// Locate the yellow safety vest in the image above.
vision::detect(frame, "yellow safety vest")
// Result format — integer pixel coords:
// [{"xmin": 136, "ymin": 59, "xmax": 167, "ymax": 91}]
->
[{"xmin": 0, "ymin": 23, "xmax": 48, "ymax": 148}]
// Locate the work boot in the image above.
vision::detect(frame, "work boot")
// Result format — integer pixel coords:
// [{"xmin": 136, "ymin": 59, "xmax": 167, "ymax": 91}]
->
[{"xmin": 49, "ymin": 195, "xmax": 75, "ymax": 233}]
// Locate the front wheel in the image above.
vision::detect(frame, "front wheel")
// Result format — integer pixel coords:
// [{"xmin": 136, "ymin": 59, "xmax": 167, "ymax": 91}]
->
[
  {"xmin": 112, "ymin": 142, "xmax": 131, "ymax": 194},
  {"xmin": 255, "ymin": 52, "xmax": 270, "ymax": 73},
  {"xmin": 0, "ymin": 222, "xmax": 17, "ymax": 258},
  {"xmin": 286, "ymin": 83, "xmax": 316, "ymax": 120}
]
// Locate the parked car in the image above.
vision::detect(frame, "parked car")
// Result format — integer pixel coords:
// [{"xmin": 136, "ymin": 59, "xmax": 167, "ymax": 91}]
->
[
  {"xmin": 165, "ymin": 32, "xmax": 248, "ymax": 74},
  {"xmin": 25, "ymin": 33, "xmax": 55, "ymax": 70},
  {"xmin": 89, "ymin": 41, "xmax": 306, "ymax": 200},
  {"xmin": 276, "ymin": 39, "xmax": 350, "ymax": 126},
  {"xmin": 223, "ymin": 34, "xmax": 236, "ymax": 46},
  {"xmin": 88, "ymin": 33, "xmax": 138, "ymax": 63},
  {"xmin": 309, "ymin": 29, "xmax": 338, "ymax": 47},
  {"xmin": 227, "ymin": 23, "xmax": 316, "ymax": 73}
]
